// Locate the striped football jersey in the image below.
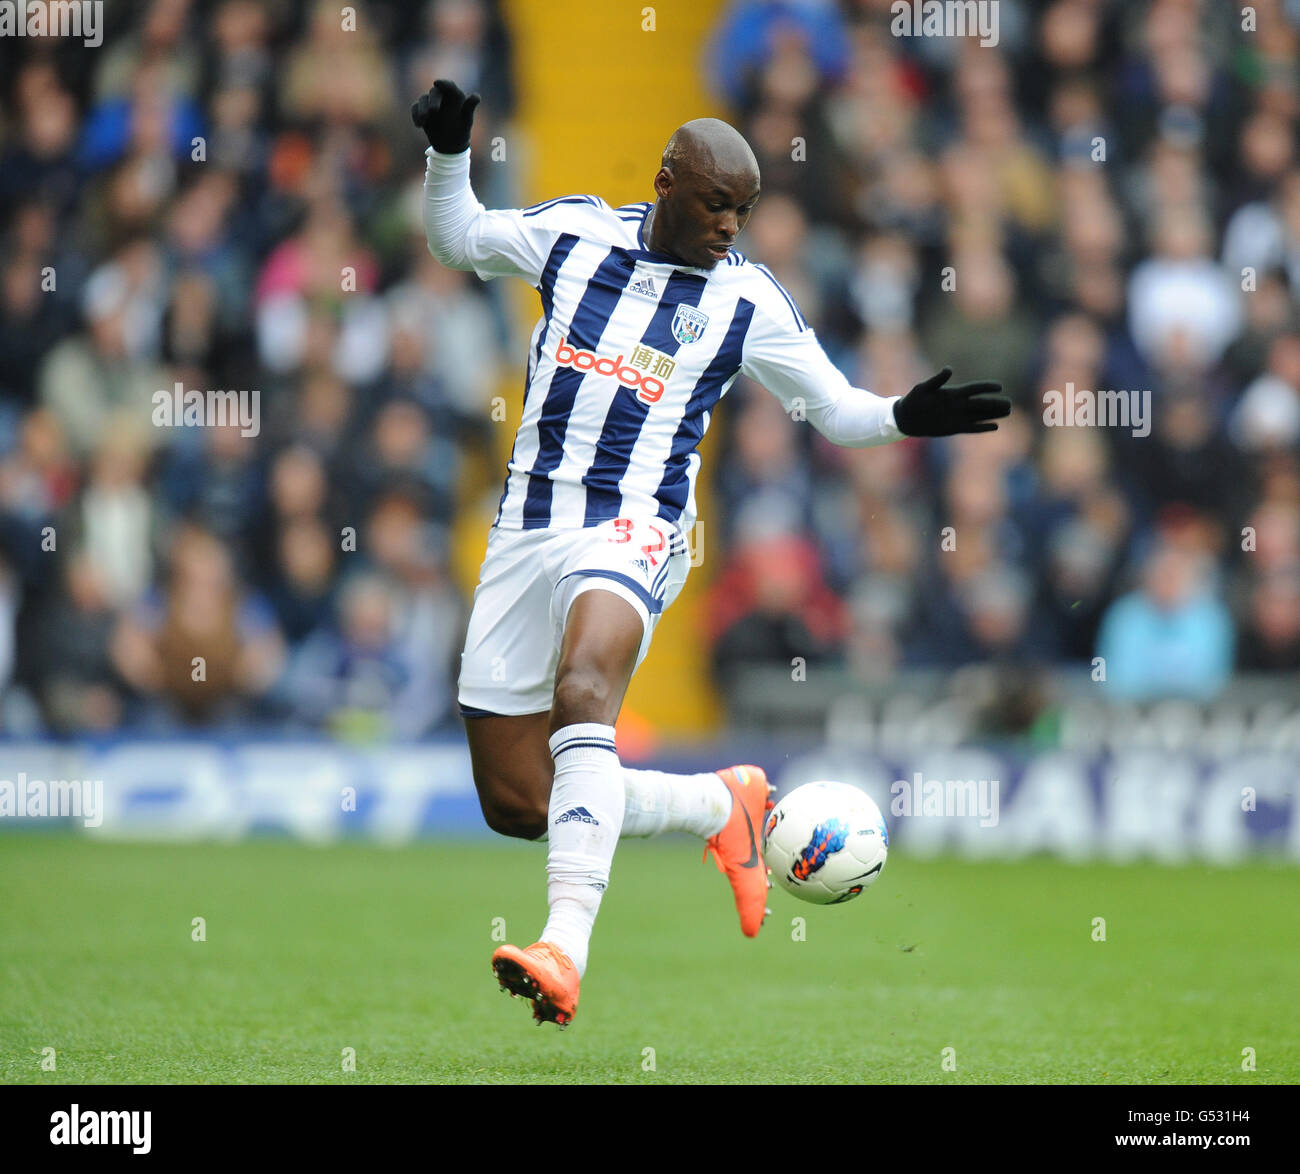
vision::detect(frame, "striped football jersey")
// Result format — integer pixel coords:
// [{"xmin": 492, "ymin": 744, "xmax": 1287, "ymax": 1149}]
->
[{"xmin": 426, "ymin": 153, "xmax": 898, "ymax": 536}]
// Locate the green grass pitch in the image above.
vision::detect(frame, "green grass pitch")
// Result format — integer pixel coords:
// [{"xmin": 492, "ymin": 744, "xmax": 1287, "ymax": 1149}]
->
[{"xmin": 2, "ymin": 834, "xmax": 1297, "ymax": 1084}]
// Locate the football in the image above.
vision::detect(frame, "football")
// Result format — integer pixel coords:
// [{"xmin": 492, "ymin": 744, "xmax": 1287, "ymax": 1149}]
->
[{"xmin": 762, "ymin": 781, "xmax": 890, "ymax": 905}]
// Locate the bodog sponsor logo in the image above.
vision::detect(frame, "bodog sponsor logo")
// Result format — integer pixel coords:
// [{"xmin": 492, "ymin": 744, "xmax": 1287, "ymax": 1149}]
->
[{"xmin": 554, "ymin": 336, "xmax": 666, "ymax": 404}]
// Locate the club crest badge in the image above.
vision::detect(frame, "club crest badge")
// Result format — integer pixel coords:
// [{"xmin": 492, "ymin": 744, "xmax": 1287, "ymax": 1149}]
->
[{"xmin": 671, "ymin": 305, "xmax": 709, "ymax": 345}]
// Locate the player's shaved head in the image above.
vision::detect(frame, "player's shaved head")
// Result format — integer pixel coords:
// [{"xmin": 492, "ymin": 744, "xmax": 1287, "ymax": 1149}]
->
[
  {"xmin": 662, "ymin": 118, "xmax": 759, "ymax": 185},
  {"xmin": 645, "ymin": 118, "xmax": 761, "ymax": 269}
]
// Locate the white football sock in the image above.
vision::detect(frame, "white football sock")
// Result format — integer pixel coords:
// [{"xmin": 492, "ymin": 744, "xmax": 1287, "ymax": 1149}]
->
[
  {"xmin": 540, "ymin": 723, "xmax": 623, "ymax": 977},
  {"xmin": 621, "ymin": 768, "xmax": 732, "ymax": 839},
  {"xmin": 532, "ymin": 769, "xmax": 731, "ymax": 842}
]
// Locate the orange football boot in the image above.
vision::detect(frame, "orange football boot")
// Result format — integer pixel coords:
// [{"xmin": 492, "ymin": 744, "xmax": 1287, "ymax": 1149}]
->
[
  {"xmin": 705, "ymin": 765, "xmax": 776, "ymax": 937},
  {"xmin": 491, "ymin": 941, "xmax": 580, "ymax": 1027}
]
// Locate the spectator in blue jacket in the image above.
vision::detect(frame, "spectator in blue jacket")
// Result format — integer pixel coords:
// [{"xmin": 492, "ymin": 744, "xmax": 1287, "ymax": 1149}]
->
[{"xmin": 1095, "ymin": 540, "xmax": 1234, "ymax": 700}]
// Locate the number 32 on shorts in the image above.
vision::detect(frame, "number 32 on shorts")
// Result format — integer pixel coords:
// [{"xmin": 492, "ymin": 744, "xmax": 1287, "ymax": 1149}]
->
[
  {"xmin": 589, "ymin": 516, "xmax": 685, "ymax": 616},
  {"xmin": 606, "ymin": 517, "xmax": 668, "ymax": 564}
]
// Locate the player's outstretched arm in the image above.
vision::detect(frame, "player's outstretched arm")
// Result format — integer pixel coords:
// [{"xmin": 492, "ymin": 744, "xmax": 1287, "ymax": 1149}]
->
[
  {"xmin": 415, "ymin": 79, "xmax": 485, "ymax": 272},
  {"xmin": 414, "ymin": 79, "xmax": 560, "ymax": 284},
  {"xmin": 740, "ymin": 294, "xmax": 1011, "ymax": 447},
  {"xmin": 893, "ymin": 367, "xmax": 1011, "ymax": 437}
]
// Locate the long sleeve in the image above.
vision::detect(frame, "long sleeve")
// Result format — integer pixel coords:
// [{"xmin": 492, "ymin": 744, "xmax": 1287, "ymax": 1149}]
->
[
  {"xmin": 423, "ymin": 147, "xmax": 561, "ymax": 284},
  {"xmin": 740, "ymin": 298, "xmax": 904, "ymax": 447},
  {"xmin": 422, "ymin": 147, "xmax": 485, "ymax": 272}
]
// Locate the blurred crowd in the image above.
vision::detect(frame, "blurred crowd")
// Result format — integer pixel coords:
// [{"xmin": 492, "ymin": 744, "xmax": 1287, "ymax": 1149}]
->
[
  {"xmin": 704, "ymin": 0, "xmax": 1300, "ymax": 704},
  {"xmin": 0, "ymin": 0, "xmax": 516, "ymax": 735},
  {"xmin": 1, "ymin": 0, "xmax": 1296, "ymax": 741}
]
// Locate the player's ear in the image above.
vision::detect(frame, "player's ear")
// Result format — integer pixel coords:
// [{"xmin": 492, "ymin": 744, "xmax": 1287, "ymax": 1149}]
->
[{"xmin": 653, "ymin": 166, "xmax": 673, "ymax": 200}]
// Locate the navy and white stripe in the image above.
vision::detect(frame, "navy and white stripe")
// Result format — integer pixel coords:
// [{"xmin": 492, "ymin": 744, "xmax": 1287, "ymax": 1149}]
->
[
  {"xmin": 523, "ymin": 194, "xmax": 606, "ymax": 218},
  {"xmin": 557, "ymin": 568, "xmax": 667, "ymax": 616},
  {"xmin": 494, "ymin": 232, "xmax": 579, "ymax": 526},
  {"xmin": 478, "ymin": 194, "xmax": 813, "ymax": 534},
  {"xmin": 754, "ymin": 263, "xmax": 807, "ymax": 330},
  {"xmin": 655, "ymin": 297, "xmax": 755, "ymax": 524},
  {"xmin": 521, "ymin": 247, "xmax": 637, "ymax": 527},
  {"xmin": 580, "ymin": 268, "xmax": 707, "ymax": 526},
  {"xmin": 550, "ymin": 730, "xmax": 618, "ymax": 756}
]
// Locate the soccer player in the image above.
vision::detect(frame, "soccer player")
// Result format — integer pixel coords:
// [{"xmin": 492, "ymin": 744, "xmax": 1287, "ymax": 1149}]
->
[{"xmin": 413, "ymin": 80, "xmax": 1009, "ymax": 1026}]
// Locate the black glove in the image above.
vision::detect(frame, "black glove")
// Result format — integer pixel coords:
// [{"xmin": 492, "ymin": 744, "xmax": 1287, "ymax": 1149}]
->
[
  {"xmin": 411, "ymin": 79, "xmax": 481, "ymax": 154},
  {"xmin": 893, "ymin": 367, "xmax": 1011, "ymax": 436}
]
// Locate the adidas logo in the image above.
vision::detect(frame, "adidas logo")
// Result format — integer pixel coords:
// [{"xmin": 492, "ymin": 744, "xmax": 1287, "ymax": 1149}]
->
[
  {"xmin": 628, "ymin": 276, "xmax": 658, "ymax": 300},
  {"xmin": 556, "ymin": 806, "xmax": 599, "ymax": 826}
]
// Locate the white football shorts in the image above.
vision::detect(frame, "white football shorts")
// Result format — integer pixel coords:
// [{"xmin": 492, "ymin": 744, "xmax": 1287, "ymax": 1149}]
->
[{"xmin": 457, "ymin": 516, "xmax": 691, "ymax": 717}]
